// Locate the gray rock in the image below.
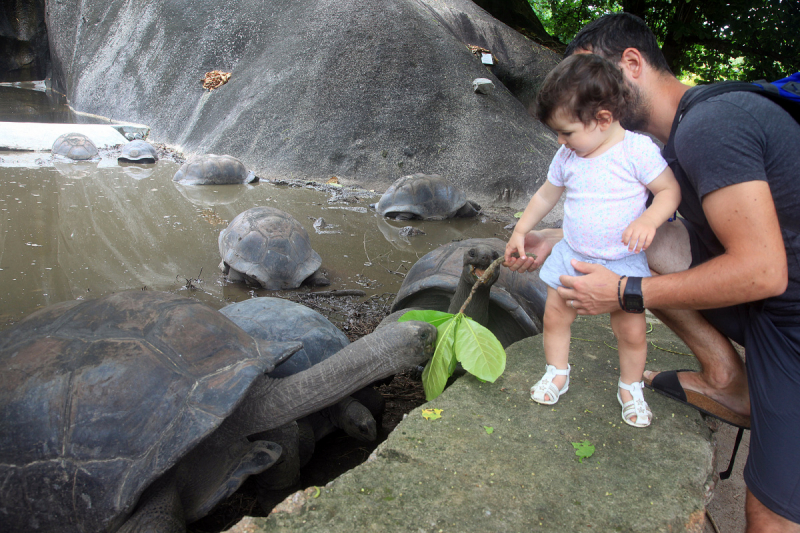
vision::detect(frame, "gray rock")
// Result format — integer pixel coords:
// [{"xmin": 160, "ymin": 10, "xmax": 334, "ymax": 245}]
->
[
  {"xmin": 45, "ymin": 0, "xmax": 559, "ymax": 206},
  {"xmin": 472, "ymin": 77, "xmax": 495, "ymax": 94}
]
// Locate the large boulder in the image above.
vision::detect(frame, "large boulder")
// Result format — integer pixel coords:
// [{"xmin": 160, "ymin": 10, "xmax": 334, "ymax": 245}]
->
[{"xmin": 45, "ymin": 0, "xmax": 560, "ymax": 205}]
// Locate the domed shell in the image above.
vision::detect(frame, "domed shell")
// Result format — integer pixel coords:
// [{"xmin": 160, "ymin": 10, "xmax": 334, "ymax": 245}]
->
[
  {"xmin": 173, "ymin": 154, "xmax": 256, "ymax": 185},
  {"xmin": 219, "ymin": 206, "xmax": 322, "ymax": 290},
  {"xmin": 118, "ymin": 140, "xmax": 158, "ymax": 163},
  {"xmin": 0, "ymin": 291, "xmax": 291, "ymax": 532},
  {"xmin": 376, "ymin": 173, "xmax": 478, "ymax": 220},
  {"xmin": 52, "ymin": 132, "xmax": 99, "ymax": 160},
  {"xmin": 391, "ymin": 237, "xmax": 547, "ymax": 347},
  {"xmin": 221, "ymin": 297, "xmax": 349, "ymax": 378}
]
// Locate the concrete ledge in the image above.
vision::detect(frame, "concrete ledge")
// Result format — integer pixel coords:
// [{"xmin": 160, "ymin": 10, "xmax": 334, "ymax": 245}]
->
[
  {"xmin": 253, "ymin": 314, "xmax": 715, "ymax": 532},
  {"xmin": 0, "ymin": 122, "xmax": 148, "ymax": 151}
]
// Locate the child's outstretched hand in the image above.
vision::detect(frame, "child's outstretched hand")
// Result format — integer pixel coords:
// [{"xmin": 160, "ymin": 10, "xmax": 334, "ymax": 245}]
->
[
  {"xmin": 504, "ymin": 233, "xmax": 527, "ymax": 267},
  {"xmin": 622, "ymin": 216, "xmax": 657, "ymax": 253}
]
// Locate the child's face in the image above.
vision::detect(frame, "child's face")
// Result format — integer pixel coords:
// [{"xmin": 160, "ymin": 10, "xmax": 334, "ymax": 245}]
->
[{"xmin": 547, "ymin": 110, "xmax": 609, "ymax": 158}]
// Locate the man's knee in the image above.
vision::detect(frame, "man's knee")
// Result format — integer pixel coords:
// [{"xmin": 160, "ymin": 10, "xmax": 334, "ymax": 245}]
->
[{"xmin": 646, "ymin": 219, "xmax": 692, "ymax": 275}]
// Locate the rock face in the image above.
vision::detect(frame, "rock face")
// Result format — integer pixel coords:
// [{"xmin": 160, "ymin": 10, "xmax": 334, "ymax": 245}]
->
[
  {"xmin": 45, "ymin": 0, "xmax": 560, "ymax": 205},
  {"xmin": 0, "ymin": 0, "xmax": 49, "ymax": 81}
]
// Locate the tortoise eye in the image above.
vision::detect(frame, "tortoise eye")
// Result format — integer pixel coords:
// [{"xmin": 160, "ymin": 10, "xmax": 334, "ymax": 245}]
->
[{"xmin": 468, "ymin": 249, "xmax": 475, "ymax": 257}]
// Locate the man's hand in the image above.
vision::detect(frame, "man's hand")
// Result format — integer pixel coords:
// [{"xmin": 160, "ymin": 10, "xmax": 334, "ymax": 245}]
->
[
  {"xmin": 503, "ymin": 228, "xmax": 563, "ymax": 272},
  {"xmin": 557, "ymin": 260, "xmax": 623, "ymax": 315}
]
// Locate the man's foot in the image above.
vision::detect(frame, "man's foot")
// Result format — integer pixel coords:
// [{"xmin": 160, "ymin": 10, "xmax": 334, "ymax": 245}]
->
[{"xmin": 643, "ymin": 369, "xmax": 750, "ymax": 428}]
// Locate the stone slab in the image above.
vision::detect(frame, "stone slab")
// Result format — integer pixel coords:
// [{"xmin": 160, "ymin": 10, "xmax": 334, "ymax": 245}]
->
[
  {"xmin": 0, "ymin": 122, "xmax": 146, "ymax": 151},
  {"xmin": 252, "ymin": 314, "xmax": 715, "ymax": 532}
]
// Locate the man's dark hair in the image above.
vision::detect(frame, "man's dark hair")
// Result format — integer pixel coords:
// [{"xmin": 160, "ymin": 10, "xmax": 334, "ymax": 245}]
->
[
  {"xmin": 534, "ymin": 53, "xmax": 630, "ymax": 125},
  {"xmin": 564, "ymin": 13, "xmax": 672, "ymax": 74}
]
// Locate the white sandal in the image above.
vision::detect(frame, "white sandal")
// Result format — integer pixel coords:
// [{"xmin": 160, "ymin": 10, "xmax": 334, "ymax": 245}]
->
[
  {"xmin": 531, "ymin": 364, "xmax": 570, "ymax": 405},
  {"xmin": 617, "ymin": 379, "xmax": 652, "ymax": 427}
]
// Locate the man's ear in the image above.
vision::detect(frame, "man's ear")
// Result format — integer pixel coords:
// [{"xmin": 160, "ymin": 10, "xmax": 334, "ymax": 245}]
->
[
  {"xmin": 595, "ymin": 110, "xmax": 613, "ymax": 129},
  {"xmin": 619, "ymin": 48, "xmax": 644, "ymax": 80}
]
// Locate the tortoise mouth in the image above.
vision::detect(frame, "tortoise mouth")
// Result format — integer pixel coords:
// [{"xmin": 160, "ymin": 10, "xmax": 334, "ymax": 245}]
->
[{"xmin": 471, "ymin": 265, "xmax": 486, "ymax": 278}]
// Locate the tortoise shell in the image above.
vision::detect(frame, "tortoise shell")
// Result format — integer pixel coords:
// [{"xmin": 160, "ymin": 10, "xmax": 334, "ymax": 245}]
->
[
  {"xmin": 218, "ymin": 206, "xmax": 323, "ymax": 290},
  {"xmin": 0, "ymin": 291, "xmax": 290, "ymax": 532},
  {"xmin": 391, "ymin": 237, "xmax": 547, "ymax": 347},
  {"xmin": 173, "ymin": 154, "xmax": 256, "ymax": 185},
  {"xmin": 52, "ymin": 132, "xmax": 99, "ymax": 160}
]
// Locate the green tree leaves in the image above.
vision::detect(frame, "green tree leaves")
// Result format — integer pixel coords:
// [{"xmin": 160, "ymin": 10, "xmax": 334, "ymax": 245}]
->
[
  {"xmin": 399, "ymin": 310, "xmax": 506, "ymax": 401},
  {"xmin": 525, "ymin": 0, "xmax": 799, "ymax": 82}
]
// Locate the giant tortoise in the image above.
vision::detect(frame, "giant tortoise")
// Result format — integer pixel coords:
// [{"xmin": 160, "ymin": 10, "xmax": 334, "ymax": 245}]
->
[
  {"xmin": 375, "ymin": 173, "xmax": 481, "ymax": 220},
  {"xmin": 173, "ymin": 154, "xmax": 256, "ymax": 185},
  {"xmin": 51, "ymin": 132, "xmax": 98, "ymax": 160},
  {"xmin": 219, "ymin": 206, "xmax": 329, "ymax": 290},
  {"xmin": 389, "ymin": 237, "xmax": 547, "ymax": 347},
  {"xmin": 0, "ymin": 291, "xmax": 435, "ymax": 532}
]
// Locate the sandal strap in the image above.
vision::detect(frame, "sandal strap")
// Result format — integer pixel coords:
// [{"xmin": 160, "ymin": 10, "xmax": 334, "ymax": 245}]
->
[
  {"xmin": 531, "ymin": 364, "xmax": 570, "ymax": 404},
  {"xmin": 619, "ymin": 379, "xmax": 652, "ymax": 426}
]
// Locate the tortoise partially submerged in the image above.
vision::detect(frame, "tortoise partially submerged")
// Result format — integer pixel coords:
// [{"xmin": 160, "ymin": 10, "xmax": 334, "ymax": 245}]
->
[
  {"xmin": 0, "ymin": 291, "xmax": 436, "ymax": 532},
  {"xmin": 118, "ymin": 140, "xmax": 158, "ymax": 164},
  {"xmin": 375, "ymin": 173, "xmax": 481, "ymax": 220},
  {"xmin": 390, "ymin": 238, "xmax": 548, "ymax": 347},
  {"xmin": 173, "ymin": 154, "xmax": 256, "ymax": 185},
  {"xmin": 51, "ymin": 132, "xmax": 98, "ymax": 160},
  {"xmin": 219, "ymin": 206, "xmax": 329, "ymax": 290}
]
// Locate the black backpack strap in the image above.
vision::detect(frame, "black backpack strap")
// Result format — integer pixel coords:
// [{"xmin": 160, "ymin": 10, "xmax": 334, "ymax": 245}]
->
[{"xmin": 665, "ymin": 81, "xmax": 800, "ymax": 234}]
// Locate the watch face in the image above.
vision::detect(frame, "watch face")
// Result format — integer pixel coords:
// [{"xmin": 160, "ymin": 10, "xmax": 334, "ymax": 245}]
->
[{"xmin": 624, "ymin": 295, "xmax": 644, "ymax": 312}]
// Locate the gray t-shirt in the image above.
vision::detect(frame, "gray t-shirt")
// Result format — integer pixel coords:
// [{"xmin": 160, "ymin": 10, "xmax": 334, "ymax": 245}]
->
[{"xmin": 673, "ymin": 89, "xmax": 800, "ymax": 316}]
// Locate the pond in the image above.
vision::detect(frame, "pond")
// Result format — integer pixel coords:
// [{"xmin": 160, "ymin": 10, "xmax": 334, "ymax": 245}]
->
[{"xmin": 0, "ymin": 83, "xmax": 514, "ymax": 329}]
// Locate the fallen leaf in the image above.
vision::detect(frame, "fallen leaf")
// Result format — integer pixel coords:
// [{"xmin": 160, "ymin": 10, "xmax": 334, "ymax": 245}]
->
[{"xmin": 422, "ymin": 408, "xmax": 443, "ymax": 421}]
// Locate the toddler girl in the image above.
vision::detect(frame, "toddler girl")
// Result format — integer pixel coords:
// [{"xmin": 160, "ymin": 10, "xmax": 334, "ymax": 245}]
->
[{"xmin": 505, "ymin": 53, "xmax": 681, "ymax": 427}]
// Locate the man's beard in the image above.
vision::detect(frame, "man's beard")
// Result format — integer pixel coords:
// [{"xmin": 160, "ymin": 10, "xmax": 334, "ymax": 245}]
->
[{"xmin": 620, "ymin": 81, "xmax": 651, "ymax": 132}]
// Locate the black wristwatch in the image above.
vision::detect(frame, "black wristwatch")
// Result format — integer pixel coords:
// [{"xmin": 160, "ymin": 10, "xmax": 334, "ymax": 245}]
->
[{"xmin": 622, "ymin": 276, "xmax": 644, "ymax": 314}]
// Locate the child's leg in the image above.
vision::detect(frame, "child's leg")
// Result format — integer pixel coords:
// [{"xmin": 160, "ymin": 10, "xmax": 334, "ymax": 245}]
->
[
  {"xmin": 537, "ymin": 287, "xmax": 578, "ymax": 401},
  {"xmin": 610, "ymin": 309, "xmax": 650, "ymax": 424}
]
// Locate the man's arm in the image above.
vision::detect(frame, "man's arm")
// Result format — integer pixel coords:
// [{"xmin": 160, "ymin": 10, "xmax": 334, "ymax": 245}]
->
[{"xmin": 558, "ymin": 180, "xmax": 787, "ymax": 313}]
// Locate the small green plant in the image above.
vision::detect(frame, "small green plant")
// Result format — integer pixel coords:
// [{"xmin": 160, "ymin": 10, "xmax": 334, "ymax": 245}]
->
[
  {"xmin": 572, "ymin": 440, "xmax": 596, "ymax": 463},
  {"xmin": 399, "ymin": 257, "xmax": 507, "ymax": 400}
]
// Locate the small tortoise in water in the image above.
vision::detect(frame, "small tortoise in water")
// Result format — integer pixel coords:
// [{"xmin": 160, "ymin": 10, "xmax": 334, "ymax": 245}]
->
[
  {"xmin": 375, "ymin": 173, "xmax": 481, "ymax": 220},
  {"xmin": 219, "ymin": 206, "xmax": 330, "ymax": 290},
  {"xmin": 0, "ymin": 291, "xmax": 435, "ymax": 532},
  {"xmin": 388, "ymin": 238, "xmax": 548, "ymax": 347},
  {"xmin": 51, "ymin": 132, "xmax": 98, "ymax": 160},
  {"xmin": 173, "ymin": 154, "xmax": 256, "ymax": 185},
  {"xmin": 118, "ymin": 140, "xmax": 158, "ymax": 164}
]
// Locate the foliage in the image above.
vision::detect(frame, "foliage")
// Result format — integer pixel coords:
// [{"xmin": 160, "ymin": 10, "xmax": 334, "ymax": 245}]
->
[
  {"xmin": 526, "ymin": 0, "xmax": 799, "ymax": 83},
  {"xmin": 484, "ymin": 426, "xmax": 495, "ymax": 435},
  {"xmin": 572, "ymin": 440, "xmax": 596, "ymax": 463},
  {"xmin": 399, "ymin": 309, "xmax": 506, "ymax": 401}
]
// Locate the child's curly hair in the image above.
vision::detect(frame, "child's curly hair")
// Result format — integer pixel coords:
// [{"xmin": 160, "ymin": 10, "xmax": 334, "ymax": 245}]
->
[{"xmin": 534, "ymin": 53, "xmax": 630, "ymax": 126}]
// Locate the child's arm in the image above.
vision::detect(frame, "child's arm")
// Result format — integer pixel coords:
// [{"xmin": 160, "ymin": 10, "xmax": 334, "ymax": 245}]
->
[
  {"xmin": 505, "ymin": 181, "xmax": 564, "ymax": 265},
  {"xmin": 622, "ymin": 166, "xmax": 681, "ymax": 253}
]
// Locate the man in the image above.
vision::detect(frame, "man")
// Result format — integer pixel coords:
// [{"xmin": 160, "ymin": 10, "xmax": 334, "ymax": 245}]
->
[{"xmin": 505, "ymin": 13, "xmax": 800, "ymax": 532}]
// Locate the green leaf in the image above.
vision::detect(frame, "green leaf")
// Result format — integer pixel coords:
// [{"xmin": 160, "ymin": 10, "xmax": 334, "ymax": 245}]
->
[
  {"xmin": 421, "ymin": 316, "xmax": 459, "ymax": 400},
  {"xmin": 399, "ymin": 309, "xmax": 455, "ymax": 328},
  {"xmin": 484, "ymin": 426, "xmax": 494, "ymax": 435},
  {"xmin": 453, "ymin": 317, "xmax": 506, "ymax": 382},
  {"xmin": 572, "ymin": 440, "xmax": 595, "ymax": 463},
  {"xmin": 514, "ymin": 211, "xmax": 523, "ymax": 218}
]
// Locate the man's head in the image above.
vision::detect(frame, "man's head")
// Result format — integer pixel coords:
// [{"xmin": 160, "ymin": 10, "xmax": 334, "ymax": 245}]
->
[
  {"xmin": 563, "ymin": 13, "xmax": 672, "ymax": 133},
  {"xmin": 565, "ymin": 13, "xmax": 672, "ymax": 75}
]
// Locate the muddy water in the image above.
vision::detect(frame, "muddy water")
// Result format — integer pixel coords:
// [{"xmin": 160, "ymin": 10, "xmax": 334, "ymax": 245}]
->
[{"xmin": 0, "ymin": 151, "xmax": 512, "ymax": 329}]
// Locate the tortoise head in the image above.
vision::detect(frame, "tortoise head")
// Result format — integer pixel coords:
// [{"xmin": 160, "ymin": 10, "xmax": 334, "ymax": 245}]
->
[{"xmin": 462, "ymin": 244, "xmax": 501, "ymax": 287}]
